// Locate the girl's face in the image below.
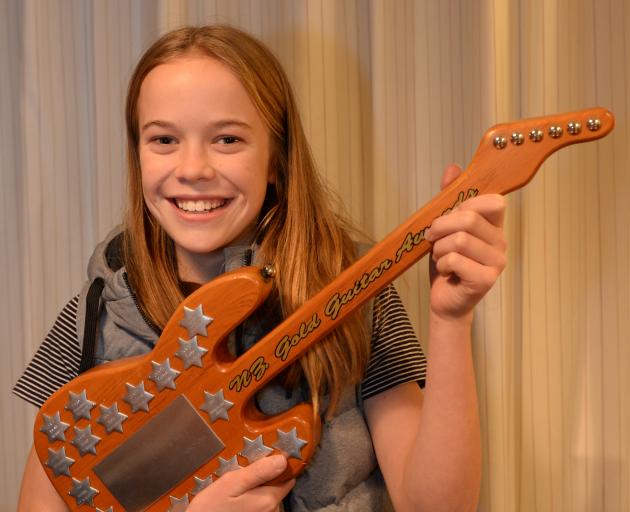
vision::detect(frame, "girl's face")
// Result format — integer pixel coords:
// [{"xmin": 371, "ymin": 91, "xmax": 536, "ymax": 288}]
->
[{"xmin": 137, "ymin": 55, "xmax": 272, "ymax": 281}]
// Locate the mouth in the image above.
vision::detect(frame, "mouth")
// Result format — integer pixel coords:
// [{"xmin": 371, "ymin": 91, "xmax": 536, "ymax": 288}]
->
[{"xmin": 172, "ymin": 198, "xmax": 230, "ymax": 214}]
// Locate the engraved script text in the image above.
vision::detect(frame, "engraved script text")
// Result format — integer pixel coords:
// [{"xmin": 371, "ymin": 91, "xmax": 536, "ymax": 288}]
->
[
  {"xmin": 229, "ymin": 356, "xmax": 270, "ymax": 392},
  {"xmin": 395, "ymin": 188, "xmax": 479, "ymax": 263},
  {"xmin": 274, "ymin": 313, "xmax": 321, "ymax": 362},
  {"xmin": 324, "ymin": 259, "xmax": 393, "ymax": 321}
]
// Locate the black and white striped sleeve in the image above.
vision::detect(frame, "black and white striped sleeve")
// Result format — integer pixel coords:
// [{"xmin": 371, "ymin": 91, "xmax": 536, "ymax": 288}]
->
[
  {"xmin": 360, "ymin": 285, "xmax": 427, "ymax": 401},
  {"xmin": 13, "ymin": 295, "xmax": 82, "ymax": 408}
]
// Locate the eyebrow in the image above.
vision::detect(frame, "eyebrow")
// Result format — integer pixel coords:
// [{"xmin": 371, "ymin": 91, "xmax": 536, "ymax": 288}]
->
[{"xmin": 141, "ymin": 119, "xmax": 252, "ymax": 132}]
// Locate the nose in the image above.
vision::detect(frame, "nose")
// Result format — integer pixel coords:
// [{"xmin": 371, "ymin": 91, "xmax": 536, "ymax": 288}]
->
[{"xmin": 174, "ymin": 142, "xmax": 215, "ymax": 182}]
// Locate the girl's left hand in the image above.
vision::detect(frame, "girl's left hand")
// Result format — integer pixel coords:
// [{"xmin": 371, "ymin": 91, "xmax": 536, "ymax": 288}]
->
[{"xmin": 426, "ymin": 164, "xmax": 507, "ymax": 322}]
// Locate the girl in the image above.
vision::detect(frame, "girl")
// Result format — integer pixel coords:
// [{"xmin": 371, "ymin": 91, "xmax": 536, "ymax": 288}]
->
[{"xmin": 15, "ymin": 25, "xmax": 506, "ymax": 511}]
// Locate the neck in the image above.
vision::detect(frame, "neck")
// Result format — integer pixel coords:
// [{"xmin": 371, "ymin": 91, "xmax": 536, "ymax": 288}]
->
[
  {"xmin": 175, "ymin": 226, "xmax": 258, "ymax": 284},
  {"xmin": 176, "ymin": 248, "xmax": 225, "ymax": 284}
]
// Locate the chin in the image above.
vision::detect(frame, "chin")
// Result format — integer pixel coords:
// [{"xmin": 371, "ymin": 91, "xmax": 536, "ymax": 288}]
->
[
  {"xmin": 175, "ymin": 235, "xmax": 239, "ymax": 254},
  {"xmin": 180, "ymin": 241, "xmax": 225, "ymax": 254}
]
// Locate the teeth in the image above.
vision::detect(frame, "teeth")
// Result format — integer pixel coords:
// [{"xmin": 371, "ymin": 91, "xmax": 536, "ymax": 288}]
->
[{"xmin": 176, "ymin": 199, "xmax": 226, "ymax": 212}]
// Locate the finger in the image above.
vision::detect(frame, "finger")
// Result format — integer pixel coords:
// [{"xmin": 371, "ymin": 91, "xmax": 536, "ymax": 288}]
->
[
  {"xmin": 433, "ymin": 252, "xmax": 502, "ymax": 290},
  {"xmin": 431, "ymin": 231, "xmax": 506, "ymax": 270},
  {"xmin": 224, "ymin": 455, "xmax": 288, "ymax": 496},
  {"xmin": 428, "ymin": 207, "xmax": 506, "ymax": 249},
  {"xmin": 457, "ymin": 193, "xmax": 506, "ymax": 228},
  {"xmin": 430, "ymin": 194, "xmax": 506, "ymax": 239},
  {"xmin": 441, "ymin": 164, "xmax": 463, "ymax": 190}
]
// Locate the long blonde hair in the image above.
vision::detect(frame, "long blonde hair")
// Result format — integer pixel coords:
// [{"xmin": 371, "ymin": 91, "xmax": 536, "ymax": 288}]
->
[{"xmin": 123, "ymin": 25, "xmax": 369, "ymax": 417}]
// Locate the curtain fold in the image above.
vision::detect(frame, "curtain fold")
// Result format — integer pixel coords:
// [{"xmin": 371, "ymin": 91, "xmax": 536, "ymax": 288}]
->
[
  {"xmin": 0, "ymin": 0, "xmax": 30, "ymax": 508},
  {"xmin": 2, "ymin": 1, "xmax": 628, "ymax": 511}
]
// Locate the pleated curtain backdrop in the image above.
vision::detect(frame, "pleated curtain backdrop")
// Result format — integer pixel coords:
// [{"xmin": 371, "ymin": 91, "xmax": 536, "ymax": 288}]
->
[{"xmin": 1, "ymin": 1, "xmax": 628, "ymax": 511}]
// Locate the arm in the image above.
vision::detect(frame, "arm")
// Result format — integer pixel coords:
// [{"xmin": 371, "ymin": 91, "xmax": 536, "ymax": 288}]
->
[
  {"xmin": 19, "ymin": 445, "xmax": 69, "ymax": 511},
  {"xmin": 19, "ymin": 443, "xmax": 293, "ymax": 512},
  {"xmin": 366, "ymin": 164, "xmax": 506, "ymax": 511},
  {"xmin": 365, "ymin": 317, "xmax": 480, "ymax": 512}
]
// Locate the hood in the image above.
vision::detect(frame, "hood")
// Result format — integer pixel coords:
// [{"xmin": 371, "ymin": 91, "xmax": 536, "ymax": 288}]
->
[{"xmin": 77, "ymin": 225, "xmax": 258, "ymax": 358}]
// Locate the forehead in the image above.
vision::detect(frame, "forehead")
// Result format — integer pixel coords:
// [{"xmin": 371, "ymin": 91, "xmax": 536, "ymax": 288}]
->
[
  {"xmin": 144, "ymin": 54, "xmax": 237, "ymax": 87},
  {"xmin": 137, "ymin": 55, "xmax": 261, "ymax": 124}
]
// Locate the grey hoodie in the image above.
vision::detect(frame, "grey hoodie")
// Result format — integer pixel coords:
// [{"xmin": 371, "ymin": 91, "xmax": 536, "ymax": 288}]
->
[{"xmin": 75, "ymin": 227, "xmax": 394, "ymax": 511}]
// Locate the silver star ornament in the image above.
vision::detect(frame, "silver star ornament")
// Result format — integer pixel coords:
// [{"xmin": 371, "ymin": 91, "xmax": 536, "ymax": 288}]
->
[
  {"xmin": 68, "ymin": 477, "xmax": 99, "ymax": 506},
  {"xmin": 175, "ymin": 336, "xmax": 208, "ymax": 368},
  {"xmin": 215, "ymin": 455, "xmax": 242, "ymax": 477},
  {"xmin": 273, "ymin": 427, "xmax": 307, "ymax": 460},
  {"xmin": 40, "ymin": 412, "xmax": 70, "ymax": 443},
  {"xmin": 97, "ymin": 403, "xmax": 128, "ymax": 434},
  {"xmin": 71, "ymin": 425, "xmax": 101, "ymax": 456},
  {"xmin": 124, "ymin": 381, "xmax": 154, "ymax": 412},
  {"xmin": 180, "ymin": 304, "xmax": 213, "ymax": 338},
  {"xmin": 200, "ymin": 389, "xmax": 234, "ymax": 422},
  {"xmin": 240, "ymin": 435, "xmax": 273, "ymax": 463},
  {"xmin": 65, "ymin": 389, "xmax": 96, "ymax": 421},
  {"xmin": 148, "ymin": 358, "xmax": 180, "ymax": 391},
  {"xmin": 191, "ymin": 475, "xmax": 213, "ymax": 495},
  {"xmin": 46, "ymin": 447, "xmax": 75, "ymax": 477},
  {"xmin": 168, "ymin": 494, "xmax": 190, "ymax": 512}
]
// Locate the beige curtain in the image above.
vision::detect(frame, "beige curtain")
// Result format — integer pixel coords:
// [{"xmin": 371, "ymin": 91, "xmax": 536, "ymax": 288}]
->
[{"xmin": 1, "ymin": 1, "xmax": 628, "ymax": 511}]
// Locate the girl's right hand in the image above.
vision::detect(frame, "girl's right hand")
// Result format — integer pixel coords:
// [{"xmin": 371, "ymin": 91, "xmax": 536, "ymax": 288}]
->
[{"xmin": 187, "ymin": 454, "xmax": 295, "ymax": 511}]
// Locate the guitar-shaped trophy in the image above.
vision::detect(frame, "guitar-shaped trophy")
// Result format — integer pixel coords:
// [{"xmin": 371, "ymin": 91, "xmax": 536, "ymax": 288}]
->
[{"xmin": 34, "ymin": 108, "xmax": 614, "ymax": 511}]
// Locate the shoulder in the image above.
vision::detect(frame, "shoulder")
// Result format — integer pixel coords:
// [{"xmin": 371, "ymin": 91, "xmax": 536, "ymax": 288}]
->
[
  {"xmin": 13, "ymin": 226, "xmax": 149, "ymax": 408},
  {"xmin": 361, "ymin": 285, "xmax": 427, "ymax": 401},
  {"xmin": 86, "ymin": 225, "xmax": 125, "ymax": 281},
  {"xmin": 13, "ymin": 295, "xmax": 82, "ymax": 407}
]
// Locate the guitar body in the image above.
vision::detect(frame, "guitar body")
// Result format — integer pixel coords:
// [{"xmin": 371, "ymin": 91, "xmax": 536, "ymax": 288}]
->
[
  {"xmin": 34, "ymin": 267, "xmax": 320, "ymax": 511},
  {"xmin": 33, "ymin": 108, "xmax": 614, "ymax": 511}
]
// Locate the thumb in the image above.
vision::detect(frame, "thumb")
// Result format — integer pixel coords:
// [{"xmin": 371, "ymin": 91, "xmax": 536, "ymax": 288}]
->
[
  {"xmin": 227, "ymin": 455, "xmax": 288, "ymax": 495},
  {"xmin": 441, "ymin": 164, "xmax": 463, "ymax": 190}
]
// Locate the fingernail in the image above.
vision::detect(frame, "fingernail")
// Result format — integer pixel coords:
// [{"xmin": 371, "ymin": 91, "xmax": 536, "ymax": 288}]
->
[
  {"xmin": 425, "ymin": 228, "xmax": 433, "ymax": 241},
  {"xmin": 271, "ymin": 454, "xmax": 287, "ymax": 470}
]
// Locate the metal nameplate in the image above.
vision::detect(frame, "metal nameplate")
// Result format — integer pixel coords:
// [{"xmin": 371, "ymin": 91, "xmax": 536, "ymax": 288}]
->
[{"xmin": 93, "ymin": 395, "xmax": 225, "ymax": 511}]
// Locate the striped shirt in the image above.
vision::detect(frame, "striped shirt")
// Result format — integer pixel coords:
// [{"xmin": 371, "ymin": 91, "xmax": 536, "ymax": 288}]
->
[
  {"xmin": 363, "ymin": 285, "xmax": 426, "ymax": 399},
  {"xmin": 13, "ymin": 286, "xmax": 425, "ymax": 408}
]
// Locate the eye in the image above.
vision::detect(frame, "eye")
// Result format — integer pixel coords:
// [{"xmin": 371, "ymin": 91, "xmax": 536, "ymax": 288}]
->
[
  {"xmin": 151, "ymin": 136, "xmax": 177, "ymax": 145},
  {"xmin": 217, "ymin": 136, "xmax": 241, "ymax": 145}
]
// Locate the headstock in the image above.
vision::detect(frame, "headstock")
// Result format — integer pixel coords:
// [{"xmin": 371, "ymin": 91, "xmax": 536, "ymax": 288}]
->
[{"xmin": 453, "ymin": 107, "xmax": 615, "ymax": 197}]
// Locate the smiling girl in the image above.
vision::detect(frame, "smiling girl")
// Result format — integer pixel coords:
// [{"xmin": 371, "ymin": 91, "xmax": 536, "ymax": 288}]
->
[{"xmin": 15, "ymin": 25, "xmax": 506, "ymax": 511}]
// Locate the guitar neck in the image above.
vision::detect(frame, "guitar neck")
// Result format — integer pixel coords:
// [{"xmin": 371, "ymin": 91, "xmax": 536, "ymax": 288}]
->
[{"xmin": 232, "ymin": 107, "xmax": 614, "ymax": 399}]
